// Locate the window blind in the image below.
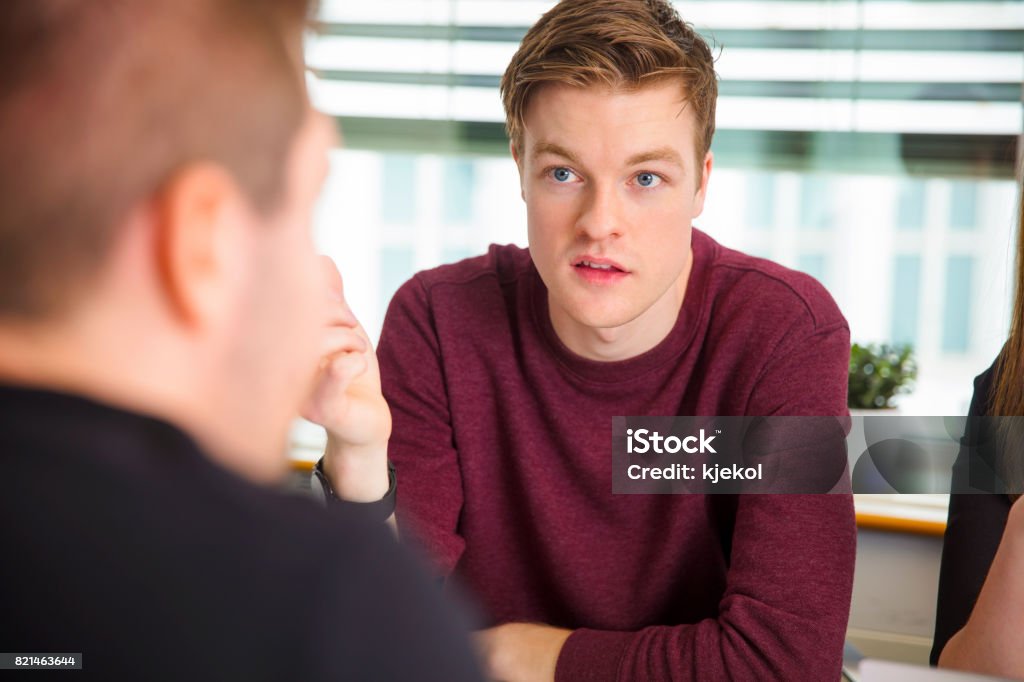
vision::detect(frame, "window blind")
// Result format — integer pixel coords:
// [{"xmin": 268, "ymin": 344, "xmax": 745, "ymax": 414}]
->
[{"xmin": 307, "ymin": 0, "xmax": 1023, "ymax": 175}]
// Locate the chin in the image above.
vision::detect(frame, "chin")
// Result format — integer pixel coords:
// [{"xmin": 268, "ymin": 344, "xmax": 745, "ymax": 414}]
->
[{"xmin": 561, "ymin": 297, "xmax": 639, "ymax": 330}]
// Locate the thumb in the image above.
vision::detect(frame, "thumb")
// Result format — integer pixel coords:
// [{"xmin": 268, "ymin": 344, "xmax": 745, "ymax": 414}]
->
[{"xmin": 318, "ymin": 255, "xmax": 344, "ymax": 301}]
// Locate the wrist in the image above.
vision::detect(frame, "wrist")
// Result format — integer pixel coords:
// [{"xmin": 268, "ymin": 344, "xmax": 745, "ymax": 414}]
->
[
  {"xmin": 312, "ymin": 458, "xmax": 397, "ymax": 525},
  {"xmin": 485, "ymin": 623, "xmax": 572, "ymax": 682},
  {"xmin": 323, "ymin": 436, "xmax": 390, "ymax": 502}
]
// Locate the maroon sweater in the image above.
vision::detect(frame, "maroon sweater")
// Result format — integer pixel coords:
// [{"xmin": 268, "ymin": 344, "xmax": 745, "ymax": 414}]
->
[{"xmin": 378, "ymin": 229, "xmax": 856, "ymax": 681}]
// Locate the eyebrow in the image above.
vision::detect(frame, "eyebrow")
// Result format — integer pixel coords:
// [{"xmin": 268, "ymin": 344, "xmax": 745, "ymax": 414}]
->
[
  {"xmin": 531, "ymin": 142, "xmax": 685, "ymax": 170},
  {"xmin": 625, "ymin": 146, "xmax": 684, "ymax": 168},
  {"xmin": 531, "ymin": 142, "xmax": 581, "ymax": 165}
]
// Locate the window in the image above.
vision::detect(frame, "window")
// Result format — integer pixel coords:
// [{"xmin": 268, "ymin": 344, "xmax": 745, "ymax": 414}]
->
[
  {"xmin": 746, "ymin": 172, "xmax": 776, "ymax": 230},
  {"xmin": 297, "ymin": 0, "xmax": 1024, "ymax": 444},
  {"xmin": 891, "ymin": 256, "xmax": 922, "ymax": 347},
  {"xmin": 380, "ymin": 155, "xmax": 418, "ymax": 226},
  {"xmin": 896, "ymin": 181, "xmax": 926, "ymax": 232},
  {"xmin": 942, "ymin": 256, "xmax": 974, "ymax": 353},
  {"xmin": 443, "ymin": 158, "xmax": 476, "ymax": 225},
  {"xmin": 798, "ymin": 253, "xmax": 828, "ymax": 287},
  {"xmin": 379, "ymin": 246, "xmax": 415, "ymax": 313},
  {"xmin": 799, "ymin": 176, "xmax": 831, "ymax": 231},
  {"xmin": 950, "ymin": 181, "xmax": 978, "ymax": 232}
]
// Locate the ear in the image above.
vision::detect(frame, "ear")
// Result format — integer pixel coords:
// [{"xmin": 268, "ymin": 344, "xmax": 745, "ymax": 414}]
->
[
  {"xmin": 691, "ymin": 151, "xmax": 714, "ymax": 219},
  {"xmin": 510, "ymin": 141, "xmax": 526, "ymax": 202},
  {"xmin": 152, "ymin": 163, "xmax": 250, "ymax": 329}
]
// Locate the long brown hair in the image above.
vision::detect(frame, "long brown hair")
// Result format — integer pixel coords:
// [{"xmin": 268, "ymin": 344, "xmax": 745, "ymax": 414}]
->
[
  {"xmin": 992, "ymin": 167, "xmax": 1024, "ymax": 417},
  {"xmin": 989, "ymin": 165, "xmax": 1024, "ymax": 498}
]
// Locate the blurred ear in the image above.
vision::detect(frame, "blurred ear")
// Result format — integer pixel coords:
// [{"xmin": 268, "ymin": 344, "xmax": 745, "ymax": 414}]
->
[
  {"xmin": 152, "ymin": 163, "xmax": 249, "ymax": 329},
  {"xmin": 691, "ymin": 151, "xmax": 714, "ymax": 219}
]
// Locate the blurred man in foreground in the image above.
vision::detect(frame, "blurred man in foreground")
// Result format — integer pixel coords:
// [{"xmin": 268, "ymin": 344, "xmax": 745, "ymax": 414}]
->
[{"xmin": 0, "ymin": 2, "xmax": 482, "ymax": 680}]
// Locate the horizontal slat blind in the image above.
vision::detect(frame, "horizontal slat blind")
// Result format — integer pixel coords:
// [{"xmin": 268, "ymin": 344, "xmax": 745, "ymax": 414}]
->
[{"xmin": 307, "ymin": 0, "xmax": 1023, "ymax": 173}]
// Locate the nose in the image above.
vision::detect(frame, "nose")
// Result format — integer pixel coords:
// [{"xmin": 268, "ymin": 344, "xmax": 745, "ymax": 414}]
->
[{"xmin": 576, "ymin": 182, "xmax": 623, "ymax": 242}]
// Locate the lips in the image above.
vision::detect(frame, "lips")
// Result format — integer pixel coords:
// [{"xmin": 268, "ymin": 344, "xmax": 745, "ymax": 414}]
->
[
  {"xmin": 577, "ymin": 260, "xmax": 618, "ymax": 271},
  {"xmin": 571, "ymin": 255, "xmax": 629, "ymax": 284},
  {"xmin": 571, "ymin": 256, "xmax": 628, "ymax": 273}
]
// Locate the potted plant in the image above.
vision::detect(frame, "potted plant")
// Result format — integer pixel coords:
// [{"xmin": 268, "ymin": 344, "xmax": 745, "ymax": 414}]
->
[{"xmin": 848, "ymin": 343, "xmax": 917, "ymax": 411}]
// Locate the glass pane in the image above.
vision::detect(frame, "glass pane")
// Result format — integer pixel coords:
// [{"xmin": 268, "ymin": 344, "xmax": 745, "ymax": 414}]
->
[
  {"xmin": 443, "ymin": 158, "xmax": 476, "ymax": 225},
  {"xmin": 797, "ymin": 253, "xmax": 828, "ymax": 287},
  {"xmin": 950, "ymin": 181, "xmax": 978, "ymax": 232},
  {"xmin": 891, "ymin": 256, "xmax": 922, "ymax": 347},
  {"xmin": 379, "ymin": 246, "xmax": 415, "ymax": 312},
  {"xmin": 942, "ymin": 256, "xmax": 973, "ymax": 353},
  {"xmin": 746, "ymin": 172, "xmax": 776, "ymax": 230},
  {"xmin": 799, "ymin": 175, "xmax": 830, "ymax": 231},
  {"xmin": 896, "ymin": 180, "xmax": 925, "ymax": 231},
  {"xmin": 380, "ymin": 155, "xmax": 417, "ymax": 225}
]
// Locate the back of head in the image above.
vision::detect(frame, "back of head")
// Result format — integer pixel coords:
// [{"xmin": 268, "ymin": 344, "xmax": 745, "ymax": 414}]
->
[
  {"xmin": 500, "ymin": 0, "xmax": 718, "ymax": 165},
  {"xmin": 0, "ymin": 0, "xmax": 312, "ymax": 320}
]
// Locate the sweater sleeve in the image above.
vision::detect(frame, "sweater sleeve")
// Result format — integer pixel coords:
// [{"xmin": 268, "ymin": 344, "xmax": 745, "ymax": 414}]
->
[
  {"xmin": 556, "ymin": 314, "xmax": 857, "ymax": 681},
  {"xmin": 931, "ymin": 363, "xmax": 1010, "ymax": 664},
  {"xmin": 378, "ymin": 276, "xmax": 466, "ymax": 576}
]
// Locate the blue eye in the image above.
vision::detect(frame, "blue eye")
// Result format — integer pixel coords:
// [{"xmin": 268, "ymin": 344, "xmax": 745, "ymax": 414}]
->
[
  {"xmin": 552, "ymin": 167, "xmax": 575, "ymax": 183},
  {"xmin": 636, "ymin": 172, "xmax": 661, "ymax": 188}
]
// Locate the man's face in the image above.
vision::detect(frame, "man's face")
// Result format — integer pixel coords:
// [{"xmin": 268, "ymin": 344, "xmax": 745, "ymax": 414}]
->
[
  {"xmin": 226, "ymin": 110, "xmax": 336, "ymax": 471},
  {"xmin": 515, "ymin": 81, "xmax": 712, "ymax": 348}
]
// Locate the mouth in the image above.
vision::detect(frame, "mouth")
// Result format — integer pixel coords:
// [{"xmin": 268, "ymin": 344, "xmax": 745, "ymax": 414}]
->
[{"xmin": 571, "ymin": 256, "xmax": 629, "ymax": 283}]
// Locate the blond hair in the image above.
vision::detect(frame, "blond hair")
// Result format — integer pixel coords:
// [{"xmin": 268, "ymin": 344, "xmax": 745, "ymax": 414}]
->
[{"xmin": 500, "ymin": 0, "xmax": 718, "ymax": 165}]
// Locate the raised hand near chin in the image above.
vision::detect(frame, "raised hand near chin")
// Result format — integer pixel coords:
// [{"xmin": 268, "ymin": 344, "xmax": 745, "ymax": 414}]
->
[{"xmin": 302, "ymin": 256, "xmax": 392, "ymax": 503}]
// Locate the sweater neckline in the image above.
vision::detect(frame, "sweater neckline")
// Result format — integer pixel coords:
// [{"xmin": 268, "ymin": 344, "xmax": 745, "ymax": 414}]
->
[{"xmin": 529, "ymin": 228, "xmax": 714, "ymax": 385}]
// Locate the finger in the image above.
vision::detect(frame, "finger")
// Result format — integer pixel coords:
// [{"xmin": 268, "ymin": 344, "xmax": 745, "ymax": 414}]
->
[
  {"xmin": 324, "ymin": 349, "xmax": 369, "ymax": 383},
  {"xmin": 318, "ymin": 255, "xmax": 358, "ymax": 326},
  {"xmin": 324, "ymin": 302, "xmax": 360, "ymax": 328},
  {"xmin": 320, "ymin": 327, "xmax": 368, "ymax": 357}
]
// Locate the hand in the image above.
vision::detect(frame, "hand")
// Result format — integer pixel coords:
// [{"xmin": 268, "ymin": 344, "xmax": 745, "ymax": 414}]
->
[
  {"xmin": 302, "ymin": 257, "xmax": 392, "ymax": 500},
  {"xmin": 475, "ymin": 623, "xmax": 572, "ymax": 682}
]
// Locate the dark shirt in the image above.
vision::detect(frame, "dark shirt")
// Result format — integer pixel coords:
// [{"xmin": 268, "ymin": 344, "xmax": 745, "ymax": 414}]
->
[
  {"xmin": 0, "ymin": 385, "xmax": 483, "ymax": 681},
  {"xmin": 932, "ymin": 360, "xmax": 1013, "ymax": 664},
  {"xmin": 378, "ymin": 230, "xmax": 857, "ymax": 681}
]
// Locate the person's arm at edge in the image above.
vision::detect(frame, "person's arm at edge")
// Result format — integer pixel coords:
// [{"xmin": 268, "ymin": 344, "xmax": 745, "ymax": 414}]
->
[
  {"xmin": 931, "ymin": 365, "xmax": 1010, "ymax": 665},
  {"xmin": 939, "ymin": 495, "xmax": 1024, "ymax": 677}
]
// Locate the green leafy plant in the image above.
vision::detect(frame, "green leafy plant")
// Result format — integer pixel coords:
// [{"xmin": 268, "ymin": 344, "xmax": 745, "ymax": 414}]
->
[{"xmin": 848, "ymin": 343, "xmax": 918, "ymax": 409}]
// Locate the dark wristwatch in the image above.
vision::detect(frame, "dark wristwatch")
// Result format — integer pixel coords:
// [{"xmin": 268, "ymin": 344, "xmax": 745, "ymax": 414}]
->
[{"xmin": 311, "ymin": 458, "xmax": 397, "ymax": 524}]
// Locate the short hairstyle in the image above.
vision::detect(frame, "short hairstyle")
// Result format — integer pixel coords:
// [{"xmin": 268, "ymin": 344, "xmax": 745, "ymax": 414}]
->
[
  {"xmin": 0, "ymin": 0, "xmax": 313, "ymax": 319},
  {"xmin": 500, "ymin": 0, "xmax": 718, "ymax": 164}
]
